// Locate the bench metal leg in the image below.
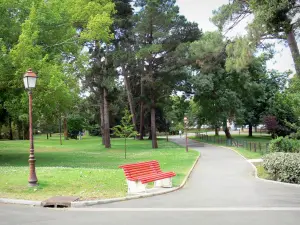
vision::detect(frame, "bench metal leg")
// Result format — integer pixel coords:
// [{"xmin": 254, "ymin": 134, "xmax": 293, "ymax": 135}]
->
[
  {"xmin": 126, "ymin": 180, "xmax": 147, "ymax": 194},
  {"xmin": 154, "ymin": 178, "xmax": 172, "ymax": 188}
]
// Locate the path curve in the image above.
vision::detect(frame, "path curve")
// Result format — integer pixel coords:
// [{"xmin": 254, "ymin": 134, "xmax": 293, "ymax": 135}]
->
[{"xmin": 1, "ymin": 136, "xmax": 300, "ymax": 225}]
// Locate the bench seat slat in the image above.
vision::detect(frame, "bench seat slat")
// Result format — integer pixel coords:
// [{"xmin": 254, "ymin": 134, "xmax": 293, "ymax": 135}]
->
[
  {"xmin": 119, "ymin": 160, "xmax": 176, "ymax": 183},
  {"xmin": 135, "ymin": 172, "xmax": 176, "ymax": 183}
]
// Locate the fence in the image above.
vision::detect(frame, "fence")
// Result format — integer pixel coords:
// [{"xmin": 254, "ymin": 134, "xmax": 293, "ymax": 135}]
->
[{"xmin": 195, "ymin": 133, "xmax": 270, "ymax": 155}]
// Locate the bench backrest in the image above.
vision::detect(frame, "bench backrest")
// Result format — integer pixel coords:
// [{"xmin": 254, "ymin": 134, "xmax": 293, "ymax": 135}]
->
[{"xmin": 119, "ymin": 160, "xmax": 162, "ymax": 180}]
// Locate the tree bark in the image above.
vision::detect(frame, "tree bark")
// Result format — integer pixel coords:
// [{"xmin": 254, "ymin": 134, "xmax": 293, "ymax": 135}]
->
[
  {"xmin": 224, "ymin": 127, "xmax": 232, "ymax": 139},
  {"xmin": 123, "ymin": 66, "xmax": 138, "ymax": 132},
  {"xmin": 103, "ymin": 88, "xmax": 111, "ymax": 148},
  {"xmin": 63, "ymin": 116, "xmax": 68, "ymax": 140},
  {"xmin": 100, "ymin": 94, "xmax": 105, "ymax": 145},
  {"xmin": 223, "ymin": 119, "xmax": 232, "ymax": 139},
  {"xmin": 24, "ymin": 124, "xmax": 29, "ymax": 140},
  {"xmin": 215, "ymin": 126, "xmax": 219, "ymax": 136},
  {"xmin": 249, "ymin": 124, "xmax": 253, "ymax": 137},
  {"xmin": 287, "ymin": 29, "xmax": 300, "ymax": 77},
  {"xmin": 148, "ymin": 127, "xmax": 152, "ymax": 140},
  {"xmin": 17, "ymin": 121, "xmax": 22, "ymax": 140},
  {"xmin": 139, "ymin": 75, "xmax": 145, "ymax": 140},
  {"xmin": 47, "ymin": 133, "xmax": 49, "ymax": 140},
  {"xmin": 8, "ymin": 117, "xmax": 13, "ymax": 140},
  {"xmin": 59, "ymin": 116, "xmax": 62, "ymax": 145},
  {"xmin": 22, "ymin": 122, "xmax": 25, "ymax": 140},
  {"xmin": 151, "ymin": 98, "xmax": 158, "ymax": 149}
]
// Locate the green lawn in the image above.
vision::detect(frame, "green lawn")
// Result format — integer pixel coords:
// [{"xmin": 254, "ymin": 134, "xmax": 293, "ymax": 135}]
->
[
  {"xmin": 190, "ymin": 133, "xmax": 272, "ymax": 159},
  {"xmin": 253, "ymin": 163, "xmax": 271, "ymax": 180},
  {"xmin": 0, "ymin": 135, "xmax": 199, "ymax": 200}
]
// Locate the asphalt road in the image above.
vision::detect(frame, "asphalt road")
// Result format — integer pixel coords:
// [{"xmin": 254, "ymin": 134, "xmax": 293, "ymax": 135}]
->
[{"xmin": 1, "ymin": 136, "xmax": 300, "ymax": 225}]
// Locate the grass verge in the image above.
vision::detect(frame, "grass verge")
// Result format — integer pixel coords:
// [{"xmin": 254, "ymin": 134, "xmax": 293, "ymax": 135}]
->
[
  {"xmin": 253, "ymin": 162, "xmax": 271, "ymax": 180},
  {"xmin": 0, "ymin": 135, "xmax": 199, "ymax": 200}
]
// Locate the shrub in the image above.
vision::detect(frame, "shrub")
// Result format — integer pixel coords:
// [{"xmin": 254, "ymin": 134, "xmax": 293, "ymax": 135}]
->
[
  {"xmin": 263, "ymin": 153, "xmax": 300, "ymax": 184},
  {"xmin": 269, "ymin": 137, "xmax": 300, "ymax": 153},
  {"xmin": 263, "ymin": 115, "xmax": 278, "ymax": 138},
  {"xmin": 289, "ymin": 131, "xmax": 300, "ymax": 140}
]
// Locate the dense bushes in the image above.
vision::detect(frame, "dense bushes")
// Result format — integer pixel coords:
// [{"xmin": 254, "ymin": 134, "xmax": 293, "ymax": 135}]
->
[
  {"xmin": 263, "ymin": 153, "xmax": 300, "ymax": 184},
  {"xmin": 269, "ymin": 137, "xmax": 300, "ymax": 153}
]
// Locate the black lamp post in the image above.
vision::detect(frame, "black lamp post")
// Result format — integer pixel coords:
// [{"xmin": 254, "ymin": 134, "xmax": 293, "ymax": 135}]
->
[{"xmin": 23, "ymin": 69, "xmax": 38, "ymax": 186}]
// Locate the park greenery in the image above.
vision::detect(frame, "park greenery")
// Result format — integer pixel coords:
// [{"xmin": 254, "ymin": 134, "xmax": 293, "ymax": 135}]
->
[
  {"xmin": 263, "ymin": 152, "xmax": 300, "ymax": 184},
  {"xmin": 1, "ymin": 0, "xmax": 300, "ymax": 144},
  {"xmin": 1, "ymin": 0, "xmax": 300, "ymax": 190},
  {"xmin": 111, "ymin": 108, "xmax": 139, "ymax": 158},
  {"xmin": 0, "ymin": 135, "xmax": 199, "ymax": 200}
]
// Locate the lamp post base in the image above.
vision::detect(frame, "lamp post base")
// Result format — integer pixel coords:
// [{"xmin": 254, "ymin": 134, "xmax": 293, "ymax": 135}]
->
[
  {"xmin": 28, "ymin": 156, "xmax": 38, "ymax": 187},
  {"xmin": 28, "ymin": 182, "xmax": 38, "ymax": 187}
]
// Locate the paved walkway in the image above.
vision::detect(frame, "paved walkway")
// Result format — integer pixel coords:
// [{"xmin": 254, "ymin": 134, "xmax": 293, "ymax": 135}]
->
[{"xmin": 1, "ymin": 137, "xmax": 300, "ymax": 225}]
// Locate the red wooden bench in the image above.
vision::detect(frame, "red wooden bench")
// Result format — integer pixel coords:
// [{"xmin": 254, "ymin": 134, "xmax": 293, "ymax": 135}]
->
[{"xmin": 119, "ymin": 160, "xmax": 176, "ymax": 194}]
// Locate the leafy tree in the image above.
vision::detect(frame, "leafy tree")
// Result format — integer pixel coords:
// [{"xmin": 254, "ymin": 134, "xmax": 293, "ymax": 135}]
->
[
  {"xmin": 190, "ymin": 31, "xmax": 246, "ymax": 138},
  {"xmin": 237, "ymin": 58, "xmax": 288, "ymax": 136},
  {"xmin": 111, "ymin": 109, "xmax": 138, "ymax": 159},
  {"xmin": 263, "ymin": 115, "xmax": 278, "ymax": 138},
  {"xmin": 264, "ymin": 92, "xmax": 298, "ymax": 137},
  {"xmin": 0, "ymin": 0, "xmax": 115, "ymax": 140},
  {"xmin": 212, "ymin": 0, "xmax": 300, "ymax": 75},
  {"xmin": 133, "ymin": 0, "xmax": 200, "ymax": 147}
]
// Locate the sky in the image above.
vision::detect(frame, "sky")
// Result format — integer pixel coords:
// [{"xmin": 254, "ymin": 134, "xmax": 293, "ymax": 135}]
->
[{"xmin": 176, "ymin": 0, "xmax": 296, "ymax": 74}]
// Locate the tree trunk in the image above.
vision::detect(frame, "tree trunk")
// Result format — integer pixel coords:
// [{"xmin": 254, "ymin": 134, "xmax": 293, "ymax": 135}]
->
[
  {"xmin": 8, "ymin": 117, "xmax": 13, "ymax": 140},
  {"xmin": 47, "ymin": 133, "xmax": 49, "ymax": 139},
  {"xmin": 215, "ymin": 126, "xmax": 219, "ymax": 136},
  {"xmin": 123, "ymin": 66, "xmax": 138, "ymax": 132},
  {"xmin": 22, "ymin": 122, "xmax": 25, "ymax": 140},
  {"xmin": 17, "ymin": 121, "xmax": 22, "ymax": 140},
  {"xmin": 103, "ymin": 88, "xmax": 111, "ymax": 148},
  {"xmin": 50, "ymin": 133, "xmax": 52, "ymax": 137},
  {"xmin": 124, "ymin": 138, "xmax": 127, "ymax": 159},
  {"xmin": 254, "ymin": 126, "xmax": 257, "ymax": 133},
  {"xmin": 249, "ymin": 124, "xmax": 253, "ymax": 137},
  {"xmin": 59, "ymin": 116, "xmax": 62, "ymax": 145},
  {"xmin": 139, "ymin": 75, "xmax": 145, "ymax": 140},
  {"xmin": 63, "ymin": 116, "xmax": 68, "ymax": 140},
  {"xmin": 223, "ymin": 119, "xmax": 232, "ymax": 139},
  {"xmin": 100, "ymin": 95, "xmax": 105, "ymax": 145},
  {"xmin": 287, "ymin": 29, "xmax": 300, "ymax": 77},
  {"xmin": 148, "ymin": 128, "xmax": 152, "ymax": 140},
  {"xmin": 151, "ymin": 98, "xmax": 158, "ymax": 149},
  {"xmin": 24, "ymin": 125, "xmax": 29, "ymax": 140},
  {"xmin": 224, "ymin": 127, "xmax": 232, "ymax": 139}
]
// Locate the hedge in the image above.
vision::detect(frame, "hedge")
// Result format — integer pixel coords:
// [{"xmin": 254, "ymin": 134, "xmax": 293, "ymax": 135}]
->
[
  {"xmin": 263, "ymin": 152, "xmax": 300, "ymax": 184},
  {"xmin": 269, "ymin": 137, "xmax": 300, "ymax": 153}
]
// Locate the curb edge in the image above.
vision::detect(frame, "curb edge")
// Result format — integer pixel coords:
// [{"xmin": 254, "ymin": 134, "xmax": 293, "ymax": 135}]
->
[{"xmin": 0, "ymin": 198, "xmax": 42, "ymax": 206}]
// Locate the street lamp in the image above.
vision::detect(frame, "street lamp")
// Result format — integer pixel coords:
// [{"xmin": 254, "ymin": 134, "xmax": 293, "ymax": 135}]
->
[
  {"xmin": 184, "ymin": 116, "xmax": 188, "ymax": 152},
  {"xmin": 23, "ymin": 68, "xmax": 38, "ymax": 186}
]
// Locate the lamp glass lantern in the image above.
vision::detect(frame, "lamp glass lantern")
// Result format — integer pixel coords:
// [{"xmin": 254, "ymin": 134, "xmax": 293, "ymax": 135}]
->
[{"xmin": 23, "ymin": 69, "xmax": 37, "ymax": 89}]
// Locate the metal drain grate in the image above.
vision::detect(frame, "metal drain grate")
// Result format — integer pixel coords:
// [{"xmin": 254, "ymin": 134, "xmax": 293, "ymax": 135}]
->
[{"xmin": 42, "ymin": 196, "xmax": 79, "ymax": 208}]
